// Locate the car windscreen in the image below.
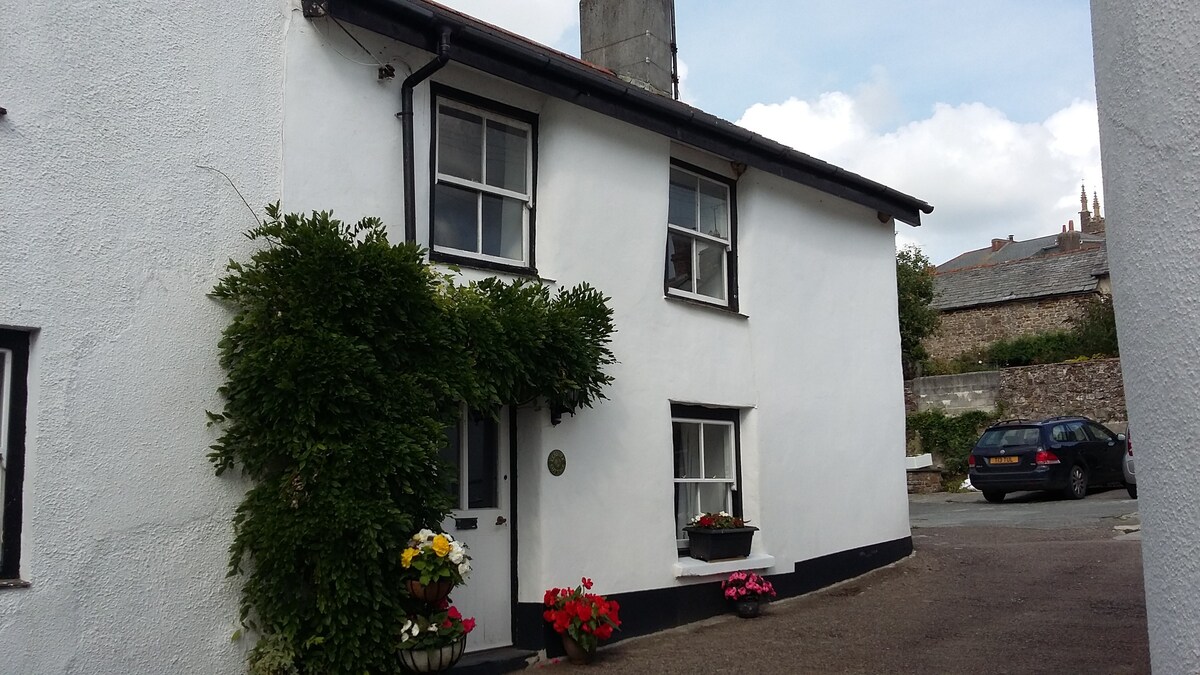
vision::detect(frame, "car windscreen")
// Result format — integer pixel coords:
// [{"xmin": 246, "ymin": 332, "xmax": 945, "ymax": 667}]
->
[{"xmin": 977, "ymin": 427, "xmax": 1041, "ymax": 448}]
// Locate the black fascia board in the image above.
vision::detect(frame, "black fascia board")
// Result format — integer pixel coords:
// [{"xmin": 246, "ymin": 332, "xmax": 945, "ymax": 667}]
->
[{"xmin": 329, "ymin": 0, "xmax": 934, "ymax": 226}]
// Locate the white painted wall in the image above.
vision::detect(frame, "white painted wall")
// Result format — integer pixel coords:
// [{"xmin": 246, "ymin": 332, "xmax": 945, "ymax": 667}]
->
[
  {"xmin": 278, "ymin": 20, "xmax": 911, "ymax": 604},
  {"xmin": 1091, "ymin": 2, "xmax": 1200, "ymax": 672},
  {"xmin": 0, "ymin": 1, "xmax": 288, "ymax": 672}
]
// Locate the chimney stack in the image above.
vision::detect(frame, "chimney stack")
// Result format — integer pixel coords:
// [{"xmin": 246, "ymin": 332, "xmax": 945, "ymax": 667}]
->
[
  {"xmin": 580, "ymin": 0, "xmax": 678, "ymax": 98},
  {"xmin": 1058, "ymin": 220, "xmax": 1082, "ymax": 251}
]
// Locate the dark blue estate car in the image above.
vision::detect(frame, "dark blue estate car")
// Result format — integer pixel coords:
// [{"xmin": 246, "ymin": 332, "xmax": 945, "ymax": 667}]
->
[{"xmin": 968, "ymin": 416, "xmax": 1129, "ymax": 503}]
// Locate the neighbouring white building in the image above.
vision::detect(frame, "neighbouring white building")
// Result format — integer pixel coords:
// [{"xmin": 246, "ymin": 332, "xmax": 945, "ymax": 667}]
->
[
  {"xmin": 0, "ymin": 0, "xmax": 932, "ymax": 671},
  {"xmin": 1092, "ymin": 1, "xmax": 1200, "ymax": 672}
]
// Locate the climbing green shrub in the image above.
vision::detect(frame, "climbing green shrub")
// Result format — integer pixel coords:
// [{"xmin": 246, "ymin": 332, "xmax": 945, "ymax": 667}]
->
[
  {"xmin": 208, "ymin": 205, "xmax": 615, "ymax": 674},
  {"xmin": 906, "ymin": 409, "xmax": 1000, "ymax": 475}
]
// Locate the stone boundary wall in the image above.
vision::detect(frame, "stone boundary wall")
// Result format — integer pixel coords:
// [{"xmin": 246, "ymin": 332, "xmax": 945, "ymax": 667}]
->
[
  {"xmin": 998, "ymin": 358, "xmax": 1127, "ymax": 429},
  {"xmin": 924, "ymin": 294, "xmax": 1094, "ymax": 361},
  {"xmin": 905, "ymin": 358, "xmax": 1126, "ymax": 428}
]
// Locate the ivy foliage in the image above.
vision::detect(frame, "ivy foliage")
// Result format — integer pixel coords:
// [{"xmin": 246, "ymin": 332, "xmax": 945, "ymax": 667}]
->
[
  {"xmin": 906, "ymin": 409, "xmax": 1001, "ymax": 475},
  {"xmin": 208, "ymin": 205, "xmax": 616, "ymax": 674}
]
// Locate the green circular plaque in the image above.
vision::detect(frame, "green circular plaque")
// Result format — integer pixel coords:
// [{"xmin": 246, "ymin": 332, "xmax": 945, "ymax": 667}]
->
[{"xmin": 547, "ymin": 449, "xmax": 566, "ymax": 476}]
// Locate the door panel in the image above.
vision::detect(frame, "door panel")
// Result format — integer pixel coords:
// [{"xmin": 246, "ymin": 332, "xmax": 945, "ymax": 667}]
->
[{"xmin": 441, "ymin": 409, "xmax": 512, "ymax": 651}]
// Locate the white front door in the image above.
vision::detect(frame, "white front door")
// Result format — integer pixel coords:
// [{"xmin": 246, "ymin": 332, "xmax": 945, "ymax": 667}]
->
[{"xmin": 440, "ymin": 409, "xmax": 512, "ymax": 651}]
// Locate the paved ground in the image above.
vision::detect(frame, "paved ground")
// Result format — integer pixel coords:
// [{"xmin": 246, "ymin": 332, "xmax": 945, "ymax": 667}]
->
[{"xmin": 539, "ymin": 490, "xmax": 1149, "ymax": 674}]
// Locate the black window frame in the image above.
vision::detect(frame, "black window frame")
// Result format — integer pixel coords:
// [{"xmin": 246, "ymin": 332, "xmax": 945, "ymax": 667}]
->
[
  {"xmin": 428, "ymin": 83, "xmax": 539, "ymax": 276},
  {"xmin": 670, "ymin": 403, "xmax": 743, "ymax": 554},
  {"xmin": 663, "ymin": 158, "xmax": 739, "ymax": 313},
  {"xmin": 0, "ymin": 329, "xmax": 30, "ymax": 583}
]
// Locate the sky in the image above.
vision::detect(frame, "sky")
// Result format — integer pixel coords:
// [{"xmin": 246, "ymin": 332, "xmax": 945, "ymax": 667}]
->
[{"xmin": 435, "ymin": 0, "xmax": 1102, "ymax": 266}]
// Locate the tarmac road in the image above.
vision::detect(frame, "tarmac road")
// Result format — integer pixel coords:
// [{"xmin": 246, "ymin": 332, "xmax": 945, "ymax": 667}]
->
[{"xmin": 547, "ymin": 491, "xmax": 1148, "ymax": 674}]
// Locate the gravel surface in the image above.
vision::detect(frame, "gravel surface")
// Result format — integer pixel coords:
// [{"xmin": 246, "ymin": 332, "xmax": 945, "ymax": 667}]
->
[{"xmin": 539, "ymin": 524, "xmax": 1148, "ymax": 674}]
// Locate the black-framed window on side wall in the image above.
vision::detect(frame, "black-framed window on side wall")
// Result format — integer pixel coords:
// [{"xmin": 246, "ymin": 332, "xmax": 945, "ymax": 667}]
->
[
  {"xmin": 0, "ymin": 329, "xmax": 30, "ymax": 581},
  {"xmin": 430, "ymin": 85, "xmax": 537, "ymax": 273},
  {"xmin": 671, "ymin": 404, "xmax": 742, "ymax": 551},
  {"xmin": 665, "ymin": 160, "xmax": 738, "ymax": 310}
]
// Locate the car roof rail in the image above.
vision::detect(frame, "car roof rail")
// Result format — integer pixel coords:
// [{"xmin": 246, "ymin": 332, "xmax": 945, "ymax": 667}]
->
[
  {"xmin": 993, "ymin": 417, "xmax": 1036, "ymax": 425},
  {"xmin": 1041, "ymin": 415, "xmax": 1084, "ymax": 422}
]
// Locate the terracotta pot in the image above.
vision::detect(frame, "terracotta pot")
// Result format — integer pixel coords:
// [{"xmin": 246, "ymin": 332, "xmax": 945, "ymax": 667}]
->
[
  {"xmin": 735, "ymin": 599, "xmax": 763, "ymax": 618},
  {"xmin": 562, "ymin": 634, "xmax": 596, "ymax": 665},
  {"xmin": 397, "ymin": 636, "xmax": 466, "ymax": 672},
  {"xmin": 407, "ymin": 579, "xmax": 454, "ymax": 605}
]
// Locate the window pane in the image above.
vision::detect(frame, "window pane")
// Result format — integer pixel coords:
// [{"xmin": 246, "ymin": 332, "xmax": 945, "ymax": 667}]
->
[
  {"xmin": 434, "ymin": 183, "xmax": 479, "ymax": 253},
  {"xmin": 438, "ymin": 106, "xmax": 483, "ymax": 182},
  {"xmin": 698, "ymin": 178, "xmax": 729, "ymax": 239},
  {"xmin": 440, "ymin": 422, "xmax": 462, "ymax": 507},
  {"xmin": 675, "ymin": 482, "xmax": 698, "ymax": 542},
  {"xmin": 668, "ymin": 168, "xmax": 698, "ymax": 230},
  {"xmin": 673, "ymin": 422, "xmax": 701, "ymax": 478},
  {"xmin": 466, "ymin": 414, "xmax": 499, "ymax": 509},
  {"xmin": 481, "ymin": 194, "xmax": 525, "ymax": 261},
  {"xmin": 485, "ymin": 120, "xmax": 528, "ymax": 193},
  {"xmin": 703, "ymin": 424, "xmax": 731, "ymax": 479},
  {"xmin": 695, "ymin": 238, "xmax": 727, "ymax": 300},
  {"xmin": 698, "ymin": 483, "xmax": 732, "ymax": 515},
  {"xmin": 666, "ymin": 232, "xmax": 694, "ymax": 292}
]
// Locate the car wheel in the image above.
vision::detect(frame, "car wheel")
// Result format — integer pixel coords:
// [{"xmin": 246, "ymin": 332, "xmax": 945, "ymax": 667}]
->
[
  {"xmin": 1064, "ymin": 464, "xmax": 1088, "ymax": 500},
  {"xmin": 1126, "ymin": 483, "xmax": 1138, "ymax": 499},
  {"xmin": 983, "ymin": 490, "xmax": 1006, "ymax": 504}
]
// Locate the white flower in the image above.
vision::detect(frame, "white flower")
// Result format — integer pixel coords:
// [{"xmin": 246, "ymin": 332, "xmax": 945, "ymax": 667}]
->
[
  {"xmin": 457, "ymin": 561, "xmax": 471, "ymax": 578},
  {"xmin": 718, "ymin": 511, "xmax": 730, "ymax": 517},
  {"xmin": 417, "ymin": 528, "xmax": 435, "ymax": 542},
  {"xmin": 450, "ymin": 551, "xmax": 463, "ymax": 564},
  {"xmin": 409, "ymin": 624, "xmax": 421, "ymax": 639},
  {"xmin": 427, "ymin": 624, "xmax": 438, "ymax": 633},
  {"xmin": 401, "ymin": 620, "xmax": 414, "ymax": 634}
]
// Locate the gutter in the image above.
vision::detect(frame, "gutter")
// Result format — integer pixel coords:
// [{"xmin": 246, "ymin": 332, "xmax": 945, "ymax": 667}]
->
[
  {"xmin": 398, "ymin": 26, "xmax": 452, "ymax": 243},
  {"xmin": 332, "ymin": 0, "xmax": 934, "ymax": 226}
]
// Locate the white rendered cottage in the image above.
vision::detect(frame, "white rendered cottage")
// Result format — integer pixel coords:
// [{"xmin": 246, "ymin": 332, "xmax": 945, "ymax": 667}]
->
[{"xmin": 0, "ymin": 0, "xmax": 932, "ymax": 670}]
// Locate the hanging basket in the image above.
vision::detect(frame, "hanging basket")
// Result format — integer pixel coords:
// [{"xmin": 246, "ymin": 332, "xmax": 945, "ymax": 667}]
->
[
  {"xmin": 398, "ymin": 637, "xmax": 467, "ymax": 672},
  {"xmin": 407, "ymin": 579, "xmax": 454, "ymax": 605}
]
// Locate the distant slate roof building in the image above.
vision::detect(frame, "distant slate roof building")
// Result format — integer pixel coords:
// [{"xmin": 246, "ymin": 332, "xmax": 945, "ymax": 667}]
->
[{"xmin": 923, "ymin": 186, "xmax": 1111, "ymax": 361}]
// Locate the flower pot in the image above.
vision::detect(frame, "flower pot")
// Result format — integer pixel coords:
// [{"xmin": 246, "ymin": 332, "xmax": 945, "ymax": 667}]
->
[
  {"xmin": 407, "ymin": 579, "xmax": 454, "ymax": 605},
  {"xmin": 398, "ymin": 636, "xmax": 466, "ymax": 672},
  {"xmin": 735, "ymin": 599, "xmax": 763, "ymax": 618},
  {"xmin": 682, "ymin": 526, "xmax": 758, "ymax": 561},
  {"xmin": 562, "ymin": 634, "xmax": 596, "ymax": 665}
]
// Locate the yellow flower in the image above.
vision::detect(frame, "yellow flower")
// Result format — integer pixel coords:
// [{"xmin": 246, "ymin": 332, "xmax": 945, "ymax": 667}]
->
[
  {"xmin": 401, "ymin": 548, "xmax": 418, "ymax": 568},
  {"xmin": 431, "ymin": 534, "xmax": 451, "ymax": 557}
]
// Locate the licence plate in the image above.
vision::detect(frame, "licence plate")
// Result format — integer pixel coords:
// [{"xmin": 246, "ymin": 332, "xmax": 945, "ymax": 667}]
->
[{"xmin": 989, "ymin": 456, "xmax": 1020, "ymax": 465}]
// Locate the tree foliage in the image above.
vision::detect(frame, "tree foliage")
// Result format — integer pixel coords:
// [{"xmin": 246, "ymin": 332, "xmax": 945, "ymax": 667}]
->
[
  {"xmin": 896, "ymin": 246, "xmax": 940, "ymax": 378},
  {"xmin": 208, "ymin": 205, "xmax": 616, "ymax": 674}
]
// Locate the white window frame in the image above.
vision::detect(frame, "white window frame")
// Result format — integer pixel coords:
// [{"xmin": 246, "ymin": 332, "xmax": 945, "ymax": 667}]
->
[
  {"xmin": 672, "ymin": 415, "xmax": 738, "ymax": 550},
  {"xmin": 665, "ymin": 163, "xmax": 734, "ymax": 307},
  {"xmin": 432, "ymin": 96, "xmax": 534, "ymax": 268}
]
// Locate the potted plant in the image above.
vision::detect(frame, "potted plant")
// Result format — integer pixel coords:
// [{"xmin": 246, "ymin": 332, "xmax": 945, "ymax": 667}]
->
[
  {"xmin": 542, "ymin": 578, "xmax": 621, "ymax": 664},
  {"xmin": 722, "ymin": 570, "xmax": 776, "ymax": 618},
  {"xmin": 683, "ymin": 511, "xmax": 758, "ymax": 561},
  {"xmin": 396, "ymin": 603, "xmax": 476, "ymax": 672},
  {"xmin": 401, "ymin": 529, "xmax": 472, "ymax": 603}
]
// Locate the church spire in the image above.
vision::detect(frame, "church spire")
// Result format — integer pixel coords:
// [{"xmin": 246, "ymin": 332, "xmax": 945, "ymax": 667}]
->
[{"xmin": 1092, "ymin": 191, "xmax": 1101, "ymax": 217}]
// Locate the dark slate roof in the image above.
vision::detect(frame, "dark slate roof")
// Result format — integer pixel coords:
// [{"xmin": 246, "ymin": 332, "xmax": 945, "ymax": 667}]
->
[
  {"xmin": 933, "ymin": 247, "xmax": 1109, "ymax": 310},
  {"xmin": 937, "ymin": 232, "xmax": 1106, "ymax": 272},
  {"xmin": 328, "ymin": 0, "xmax": 933, "ymax": 225}
]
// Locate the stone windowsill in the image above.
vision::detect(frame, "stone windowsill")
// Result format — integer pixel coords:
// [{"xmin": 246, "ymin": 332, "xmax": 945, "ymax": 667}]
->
[
  {"xmin": 672, "ymin": 552, "xmax": 776, "ymax": 578},
  {"xmin": 0, "ymin": 578, "xmax": 31, "ymax": 590}
]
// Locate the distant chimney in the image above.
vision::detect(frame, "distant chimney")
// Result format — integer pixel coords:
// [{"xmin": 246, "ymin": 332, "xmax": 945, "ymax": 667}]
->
[
  {"xmin": 1058, "ymin": 220, "xmax": 1082, "ymax": 251},
  {"xmin": 580, "ymin": 0, "xmax": 678, "ymax": 97},
  {"xmin": 991, "ymin": 238, "xmax": 1008, "ymax": 252}
]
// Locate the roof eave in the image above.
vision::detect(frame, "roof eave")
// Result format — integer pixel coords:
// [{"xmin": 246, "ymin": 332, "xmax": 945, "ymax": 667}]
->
[{"xmin": 327, "ymin": 0, "xmax": 933, "ymax": 226}]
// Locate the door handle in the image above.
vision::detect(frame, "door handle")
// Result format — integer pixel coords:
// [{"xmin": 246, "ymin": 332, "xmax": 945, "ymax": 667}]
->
[{"xmin": 495, "ymin": 515, "xmax": 507, "ymax": 526}]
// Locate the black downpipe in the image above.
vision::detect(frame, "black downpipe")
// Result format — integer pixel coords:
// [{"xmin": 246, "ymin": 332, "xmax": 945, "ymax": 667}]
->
[{"xmin": 400, "ymin": 27, "xmax": 452, "ymax": 243}]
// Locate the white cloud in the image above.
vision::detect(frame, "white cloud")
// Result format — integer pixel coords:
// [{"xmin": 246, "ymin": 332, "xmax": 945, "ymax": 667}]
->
[
  {"xmin": 736, "ymin": 88, "xmax": 1103, "ymax": 266},
  {"xmin": 434, "ymin": 0, "xmax": 577, "ymax": 49}
]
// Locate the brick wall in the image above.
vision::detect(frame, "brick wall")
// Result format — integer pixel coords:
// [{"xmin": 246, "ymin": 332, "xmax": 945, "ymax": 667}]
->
[
  {"xmin": 998, "ymin": 358, "xmax": 1127, "ymax": 429},
  {"xmin": 907, "ymin": 468, "xmax": 942, "ymax": 494},
  {"xmin": 924, "ymin": 294, "xmax": 1095, "ymax": 361}
]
